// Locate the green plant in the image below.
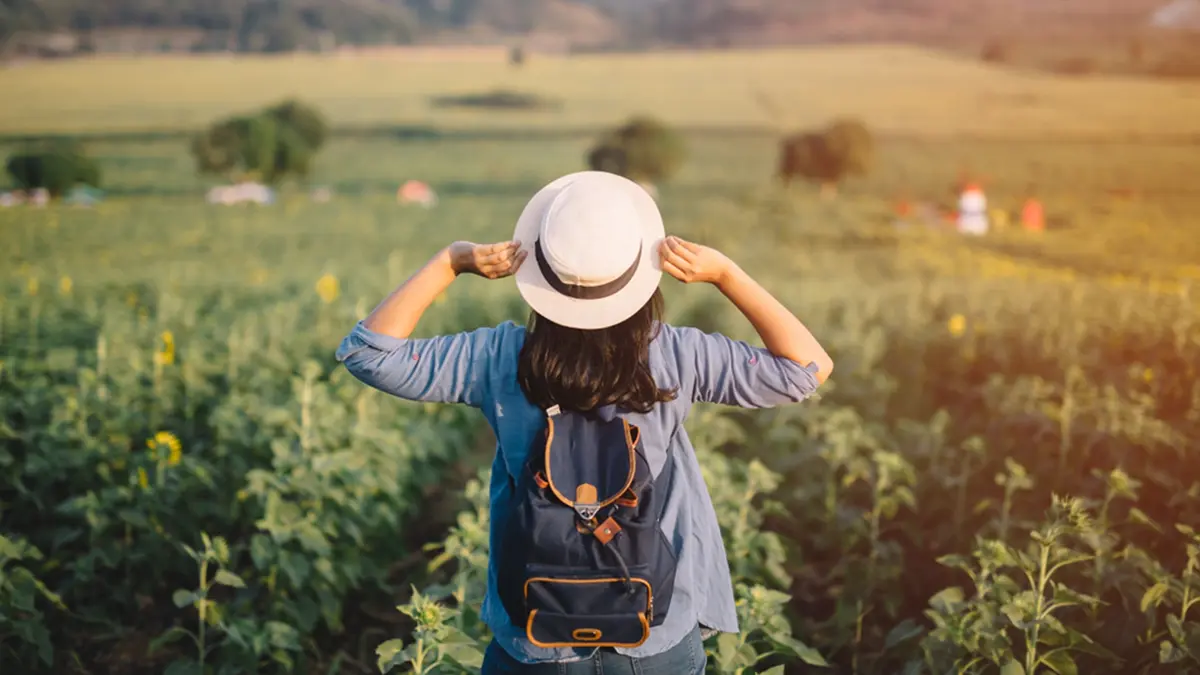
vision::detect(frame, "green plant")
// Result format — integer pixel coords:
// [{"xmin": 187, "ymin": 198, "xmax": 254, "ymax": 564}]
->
[
  {"xmin": 190, "ymin": 99, "xmax": 327, "ymax": 184},
  {"xmin": 5, "ymin": 142, "xmax": 101, "ymax": 196},
  {"xmin": 1140, "ymin": 525, "xmax": 1200, "ymax": 669},
  {"xmin": 0, "ymin": 533, "xmax": 64, "ymax": 666},
  {"xmin": 923, "ymin": 496, "xmax": 1120, "ymax": 674},
  {"xmin": 586, "ymin": 115, "xmax": 686, "ymax": 185},
  {"xmin": 376, "ymin": 588, "xmax": 484, "ymax": 674},
  {"xmin": 152, "ymin": 532, "xmax": 296, "ymax": 675}
]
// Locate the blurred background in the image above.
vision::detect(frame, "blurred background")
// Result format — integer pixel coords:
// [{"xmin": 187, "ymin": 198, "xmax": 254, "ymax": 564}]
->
[{"xmin": 2, "ymin": 2, "xmax": 1199, "ymax": 675}]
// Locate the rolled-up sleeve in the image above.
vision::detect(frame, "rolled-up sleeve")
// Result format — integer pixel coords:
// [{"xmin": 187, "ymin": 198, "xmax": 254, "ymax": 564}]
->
[
  {"xmin": 335, "ymin": 322, "xmax": 495, "ymax": 408},
  {"xmin": 670, "ymin": 326, "xmax": 820, "ymax": 408}
]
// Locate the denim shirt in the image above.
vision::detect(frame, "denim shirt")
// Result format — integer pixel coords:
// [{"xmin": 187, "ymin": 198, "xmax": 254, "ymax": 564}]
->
[{"xmin": 336, "ymin": 320, "xmax": 821, "ymax": 663}]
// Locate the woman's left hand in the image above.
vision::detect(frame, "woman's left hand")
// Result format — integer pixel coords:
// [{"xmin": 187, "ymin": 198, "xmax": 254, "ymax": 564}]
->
[{"xmin": 449, "ymin": 240, "xmax": 527, "ymax": 279}]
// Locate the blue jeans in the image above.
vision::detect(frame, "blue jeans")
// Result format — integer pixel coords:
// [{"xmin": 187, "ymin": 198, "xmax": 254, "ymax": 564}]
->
[{"xmin": 481, "ymin": 626, "xmax": 707, "ymax": 675}]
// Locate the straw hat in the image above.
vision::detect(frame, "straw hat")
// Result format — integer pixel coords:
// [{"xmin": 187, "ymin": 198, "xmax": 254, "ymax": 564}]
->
[{"xmin": 513, "ymin": 171, "xmax": 664, "ymax": 330}]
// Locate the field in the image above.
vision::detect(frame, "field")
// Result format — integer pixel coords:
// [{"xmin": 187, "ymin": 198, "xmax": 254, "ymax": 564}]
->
[{"xmin": 2, "ymin": 47, "xmax": 1200, "ymax": 675}]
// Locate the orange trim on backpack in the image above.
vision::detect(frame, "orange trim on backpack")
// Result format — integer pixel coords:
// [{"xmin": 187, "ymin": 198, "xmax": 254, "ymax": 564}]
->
[
  {"xmin": 544, "ymin": 419, "xmax": 637, "ymax": 512},
  {"xmin": 533, "ymin": 471, "xmax": 549, "ymax": 489},
  {"xmin": 525, "ymin": 610, "xmax": 650, "ymax": 649},
  {"xmin": 572, "ymin": 628, "xmax": 603, "ymax": 642}
]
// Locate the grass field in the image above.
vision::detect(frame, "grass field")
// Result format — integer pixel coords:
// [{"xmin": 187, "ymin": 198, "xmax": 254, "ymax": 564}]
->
[
  {"xmin": 2, "ymin": 47, "xmax": 1199, "ymax": 675},
  {"xmin": 5, "ymin": 46, "xmax": 1200, "ymax": 137}
]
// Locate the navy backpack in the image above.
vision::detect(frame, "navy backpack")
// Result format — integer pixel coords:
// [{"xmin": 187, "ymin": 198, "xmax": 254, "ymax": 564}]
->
[{"xmin": 497, "ymin": 405, "xmax": 678, "ymax": 649}]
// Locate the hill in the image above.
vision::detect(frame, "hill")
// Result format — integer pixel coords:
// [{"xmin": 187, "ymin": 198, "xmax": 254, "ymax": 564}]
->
[{"xmin": 1, "ymin": 0, "xmax": 1184, "ymax": 55}]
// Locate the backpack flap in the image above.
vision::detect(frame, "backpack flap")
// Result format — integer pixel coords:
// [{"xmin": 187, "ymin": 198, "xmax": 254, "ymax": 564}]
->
[{"xmin": 544, "ymin": 414, "xmax": 637, "ymax": 522}]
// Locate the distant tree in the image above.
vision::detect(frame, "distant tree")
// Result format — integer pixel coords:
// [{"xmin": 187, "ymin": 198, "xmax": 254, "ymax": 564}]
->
[
  {"xmin": 586, "ymin": 116, "xmax": 685, "ymax": 186},
  {"xmin": 190, "ymin": 100, "xmax": 327, "ymax": 184},
  {"xmin": 778, "ymin": 118, "xmax": 874, "ymax": 198},
  {"xmin": 587, "ymin": 144, "xmax": 629, "ymax": 176},
  {"xmin": 981, "ymin": 39, "xmax": 1013, "ymax": 65},
  {"xmin": 5, "ymin": 141, "xmax": 102, "ymax": 197},
  {"xmin": 509, "ymin": 44, "xmax": 526, "ymax": 67}
]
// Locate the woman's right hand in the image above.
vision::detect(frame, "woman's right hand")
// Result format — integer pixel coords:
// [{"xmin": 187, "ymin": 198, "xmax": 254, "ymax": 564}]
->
[
  {"xmin": 449, "ymin": 240, "xmax": 526, "ymax": 279},
  {"xmin": 659, "ymin": 236, "xmax": 734, "ymax": 286}
]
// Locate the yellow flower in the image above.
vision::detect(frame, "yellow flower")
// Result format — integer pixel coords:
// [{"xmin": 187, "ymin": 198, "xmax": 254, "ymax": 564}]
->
[
  {"xmin": 27, "ymin": 278, "xmax": 39, "ymax": 296},
  {"xmin": 155, "ymin": 331, "xmax": 176, "ymax": 366},
  {"xmin": 316, "ymin": 273, "xmax": 340, "ymax": 304},
  {"xmin": 137, "ymin": 467, "xmax": 149, "ymax": 489},
  {"xmin": 1143, "ymin": 368, "xmax": 1154, "ymax": 383},
  {"xmin": 59, "ymin": 276, "xmax": 73, "ymax": 294},
  {"xmin": 250, "ymin": 268, "xmax": 270, "ymax": 286},
  {"xmin": 148, "ymin": 431, "xmax": 183, "ymax": 466},
  {"xmin": 947, "ymin": 314, "xmax": 967, "ymax": 338}
]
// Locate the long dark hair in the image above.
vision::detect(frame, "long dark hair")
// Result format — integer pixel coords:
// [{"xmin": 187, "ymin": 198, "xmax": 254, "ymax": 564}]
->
[{"xmin": 518, "ymin": 289, "xmax": 677, "ymax": 414}]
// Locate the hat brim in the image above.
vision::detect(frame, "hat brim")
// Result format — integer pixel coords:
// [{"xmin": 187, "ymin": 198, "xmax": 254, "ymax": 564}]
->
[{"xmin": 513, "ymin": 171, "xmax": 664, "ymax": 330}]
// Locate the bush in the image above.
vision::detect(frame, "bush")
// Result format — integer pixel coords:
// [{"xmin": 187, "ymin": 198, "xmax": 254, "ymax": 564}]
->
[
  {"xmin": 1052, "ymin": 57, "xmax": 1097, "ymax": 76},
  {"xmin": 190, "ymin": 99, "xmax": 327, "ymax": 184},
  {"xmin": 5, "ymin": 142, "xmax": 101, "ymax": 197},
  {"xmin": 429, "ymin": 89, "xmax": 557, "ymax": 110},
  {"xmin": 981, "ymin": 39, "xmax": 1012, "ymax": 65},
  {"xmin": 1150, "ymin": 51, "xmax": 1200, "ymax": 79},
  {"xmin": 585, "ymin": 116, "xmax": 685, "ymax": 184},
  {"xmin": 778, "ymin": 117, "xmax": 874, "ymax": 195},
  {"xmin": 509, "ymin": 45, "xmax": 525, "ymax": 67}
]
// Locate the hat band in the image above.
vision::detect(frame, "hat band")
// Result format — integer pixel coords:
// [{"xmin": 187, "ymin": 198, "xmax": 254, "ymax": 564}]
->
[{"xmin": 534, "ymin": 238, "xmax": 641, "ymax": 300}]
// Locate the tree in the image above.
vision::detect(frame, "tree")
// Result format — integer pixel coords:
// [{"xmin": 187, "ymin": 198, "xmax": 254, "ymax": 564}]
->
[
  {"xmin": 5, "ymin": 141, "xmax": 101, "ymax": 197},
  {"xmin": 585, "ymin": 115, "xmax": 685, "ymax": 186},
  {"xmin": 190, "ymin": 99, "xmax": 327, "ymax": 184},
  {"xmin": 778, "ymin": 117, "xmax": 874, "ymax": 198}
]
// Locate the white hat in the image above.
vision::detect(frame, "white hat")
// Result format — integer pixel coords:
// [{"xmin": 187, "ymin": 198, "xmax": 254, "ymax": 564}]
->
[{"xmin": 513, "ymin": 171, "xmax": 664, "ymax": 330}]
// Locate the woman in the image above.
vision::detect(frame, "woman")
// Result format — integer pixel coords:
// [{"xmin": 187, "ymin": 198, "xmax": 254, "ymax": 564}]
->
[{"xmin": 337, "ymin": 171, "xmax": 832, "ymax": 674}]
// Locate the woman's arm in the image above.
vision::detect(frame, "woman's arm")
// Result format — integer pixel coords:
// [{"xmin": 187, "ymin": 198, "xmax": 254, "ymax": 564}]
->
[
  {"xmin": 660, "ymin": 236, "xmax": 833, "ymax": 383},
  {"xmin": 363, "ymin": 240, "xmax": 525, "ymax": 339}
]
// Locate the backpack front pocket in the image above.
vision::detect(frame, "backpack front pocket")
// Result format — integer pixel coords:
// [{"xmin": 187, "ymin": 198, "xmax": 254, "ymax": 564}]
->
[
  {"xmin": 526, "ymin": 610, "xmax": 650, "ymax": 648},
  {"xmin": 523, "ymin": 564, "xmax": 653, "ymax": 648}
]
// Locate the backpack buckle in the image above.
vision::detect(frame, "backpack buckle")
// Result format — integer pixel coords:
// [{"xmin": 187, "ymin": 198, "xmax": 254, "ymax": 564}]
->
[{"xmin": 574, "ymin": 504, "xmax": 600, "ymax": 521}]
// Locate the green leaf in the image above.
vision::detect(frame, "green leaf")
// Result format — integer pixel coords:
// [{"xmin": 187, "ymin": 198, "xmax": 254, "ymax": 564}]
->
[
  {"xmin": 762, "ymin": 667, "xmax": 786, "ymax": 675},
  {"xmin": 164, "ymin": 659, "xmax": 201, "ymax": 675},
  {"xmin": 1168, "ymin": 614, "xmax": 1187, "ymax": 644},
  {"xmin": 1062, "ymin": 627, "xmax": 1120, "ymax": 662},
  {"xmin": 1160, "ymin": 640, "xmax": 1187, "ymax": 664},
  {"xmin": 265, "ymin": 621, "xmax": 300, "ymax": 650},
  {"xmin": 149, "ymin": 627, "xmax": 192, "ymax": 654},
  {"xmin": 1128, "ymin": 507, "xmax": 1162, "ymax": 533},
  {"xmin": 31, "ymin": 622, "xmax": 53, "ymax": 665},
  {"xmin": 442, "ymin": 643, "xmax": 484, "ymax": 669},
  {"xmin": 714, "ymin": 633, "xmax": 741, "ymax": 669},
  {"xmin": 1000, "ymin": 661, "xmax": 1026, "ymax": 675},
  {"xmin": 213, "ymin": 569, "xmax": 246, "ymax": 588},
  {"xmin": 1141, "ymin": 582, "xmax": 1170, "ymax": 613},
  {"xmin": 172, "ymin": 589, "xmax": 197, "ymax": 609},
  {"xmin": 929, "ymin": 587, "xmax": 965, "ymax": 614},
  {"xmin": 376, "ymin": 638, "xmax": 407, "ymax": 673},
  {"xmin": 1042, "ymin": 650, "xmax": 1078, "ymax": 675},
  {"xmin": 884, "ymin": 619, "xmax": 925, "ymax": 651},
  {"xmin": 212, "ymin": 536, "xmax": 231, "ymax": 564},
  {"xmin": 773, "ymin": 635, "xmax": 828, "ymax": 666}
]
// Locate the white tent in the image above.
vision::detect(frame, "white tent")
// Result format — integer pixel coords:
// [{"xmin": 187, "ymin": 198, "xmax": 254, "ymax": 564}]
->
[{"xmin": 1151, "ymin": 0, "xmax": 1200, "ymax": 31}]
